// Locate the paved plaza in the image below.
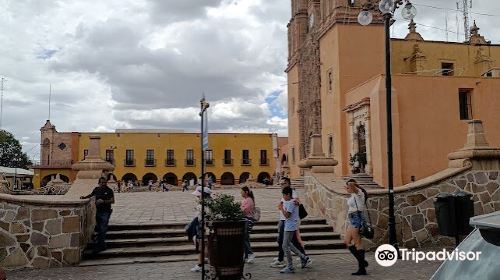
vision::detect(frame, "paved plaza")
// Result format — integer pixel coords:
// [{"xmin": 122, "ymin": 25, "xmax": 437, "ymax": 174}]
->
[
  {"xmin": 110, "ymin": 187, "xmax": 300, "ymax": 224},
  {"xmin": 6, "ymin": 252, "xmax": 441, "ymax": 280},
  {"xmin": 5, "ymin": 188, "xmax": 443, "ymax": 279}
]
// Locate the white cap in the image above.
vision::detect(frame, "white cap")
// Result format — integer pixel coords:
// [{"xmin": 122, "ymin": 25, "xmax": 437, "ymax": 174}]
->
[{"xmin": 191, "ymin": 186, "xmax": 212, "ymax": 197}]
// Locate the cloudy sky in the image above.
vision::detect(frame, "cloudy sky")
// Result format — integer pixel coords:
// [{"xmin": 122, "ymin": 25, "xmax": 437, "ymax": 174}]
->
[{"xmin": 0, "ymin": 0, "xmax": 499, "ymax": 161}]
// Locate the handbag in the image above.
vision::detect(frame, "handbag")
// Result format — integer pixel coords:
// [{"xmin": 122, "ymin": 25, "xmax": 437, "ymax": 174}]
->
[
  {"xmin": 253, "ymin": 207, "xmax": 261, "ymax": 222},
  {"xmin": 299, "ymin": 204, "xmax": 308, "ymax": 220},
  {"xmin": 353, "ymin": 194, "xmax": 375, "ymax": 239}
]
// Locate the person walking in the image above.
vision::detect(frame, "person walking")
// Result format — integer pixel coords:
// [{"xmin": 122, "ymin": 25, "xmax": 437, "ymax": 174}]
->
[
  {"xmin": 279, "ymin": 186, "xmax": 312, "ymax": 274},
  {"xmin": 344, "ymin": 179, "xmax": 368, "ymax": 275},
  {"xmin": 241, "ymin": 186, "xmax": 256, "ymax": 263},
  {"xmin": 80, "ymin": 177, "xmax": 115, "ymax": 254},
  {"xmin": 270, "ymin": 178, "xmax": 309, "ymax": 268},
  {"xmin": 190, "ymin": 186, "xmax": 212, "ymax": 273},
  {"xmin": 182, "ymin": 180, "xmax": 189, "ymax": 192}
]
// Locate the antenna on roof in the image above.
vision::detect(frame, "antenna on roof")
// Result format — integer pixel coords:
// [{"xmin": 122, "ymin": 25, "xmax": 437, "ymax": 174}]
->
[
  {"xmin": 457, "ymin": 0, "xmax": 473, "ymax": 41},
  {"xmin": 48, "ymin": 84, "xmax": 52, "ymax": 120},
  {"xmin": 0, "ymin": 76, "xmax": 6, "ymax": 129}
]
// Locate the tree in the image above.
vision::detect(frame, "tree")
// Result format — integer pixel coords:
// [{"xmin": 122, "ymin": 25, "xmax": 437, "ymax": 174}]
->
[{"xmin": 0, "ymin": 129, "xmax": 32, "ymax": 169}]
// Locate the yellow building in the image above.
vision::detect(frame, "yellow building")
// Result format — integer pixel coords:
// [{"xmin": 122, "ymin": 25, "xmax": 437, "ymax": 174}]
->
[{"xmin": 32, "ymin": 120, "xmax": 278, "ymax": 188}]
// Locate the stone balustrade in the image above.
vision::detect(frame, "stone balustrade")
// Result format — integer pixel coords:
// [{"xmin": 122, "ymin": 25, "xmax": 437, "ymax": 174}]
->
[{"xmin": 0, "ymin": 194, "xmax": 95, "ymax": 268}]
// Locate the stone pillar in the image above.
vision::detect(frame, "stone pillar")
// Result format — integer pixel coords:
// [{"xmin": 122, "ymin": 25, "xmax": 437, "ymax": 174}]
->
[
  {"xmin": 298, "ymin": 134, "xmax": 337, "ymax": 173},
  {"xmin": 448, "ymin": 120, "xmax": 500, "ymax": 170},
  {"xmin": 364, "ymin": 114, "xmax": 373, "ymax": 175}
]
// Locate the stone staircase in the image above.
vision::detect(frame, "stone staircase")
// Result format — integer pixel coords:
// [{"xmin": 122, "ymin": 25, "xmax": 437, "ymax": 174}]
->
[
  {"xmin": 80, "ymin": 218, "xmax": 344, "ymax": 266},
  {"xmin": 290, "ymin": 177, "xmax": 304, "ymax": 188},
  {"xmin": 343, "ymin": 173, "xmax": 380, "ymax": 189}
]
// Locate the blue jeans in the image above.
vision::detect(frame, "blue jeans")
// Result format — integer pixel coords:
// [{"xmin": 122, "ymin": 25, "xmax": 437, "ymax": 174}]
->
[
  {"xmin": 95, "ymin": 211, "xmax": 111, "ymax": 250},
  {"xmin": 348, "ymin": 211, "xmax": 365, "ymax": 229},
  {"xmin": 244, "ymin": 218, "xmax": 254, "ymax": 258}
]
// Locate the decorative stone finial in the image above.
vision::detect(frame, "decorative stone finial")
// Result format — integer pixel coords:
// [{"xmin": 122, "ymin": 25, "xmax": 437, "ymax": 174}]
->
[
  {"xmin": 404, "ymin": 19, "xmax": 424, "ymax": 41},
  {"xmin": 448, "ymin": 120, "xmax": 500, "ymax": 169},
  {"xmin": 298, "ymin": 134, "xmax": 337, "ymax": 173},
  {"xmin": 469, "ymin": 21, "xmax": 488, "ymax": 45},
  {"xmin": 72, "ymin": 135, "xmax": 114, "ymax": 176}
]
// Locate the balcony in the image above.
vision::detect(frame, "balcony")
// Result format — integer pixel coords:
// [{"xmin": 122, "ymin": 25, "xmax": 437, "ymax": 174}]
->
[
  {"xmin": 205, "ymin": 159, "xmax": 215, "ymax": 166},
  {"xmin": 185, "ymin": 159, "xmax": 196, "ymax": 167},
  {"xmin": 223, "ymin": 158, "xmax": 233, "ymax": 166},
  {"xmin": 241, "ymin": 158, "xmax": 251, "ymax": 166},
  {"xmin": 260, "ymin": 158, "xmax": 269, "ymax": 166},
  {"xmin": 31, "ymin": 160, "xmax": 74, "ymax": 169},
  {"xmin": 165, "ymin": 159, "xmax": 176, "ymax": 167},
  {"xmin": 124, "ymin": 159, "xmax": 136, "ymax": 167},
  {"xmin": 145, "ymin": 159, "xmax": 156, "ymax": 167}
]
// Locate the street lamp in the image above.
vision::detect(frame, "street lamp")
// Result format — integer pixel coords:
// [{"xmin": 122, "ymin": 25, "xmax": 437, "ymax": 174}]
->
[
  {"xmin": 357, "ymin": 0, "xmax": 417, "ymax": 250},
  {"xmin": 199, "ymin": 97, "xmax": 210, "ymax": 279}
]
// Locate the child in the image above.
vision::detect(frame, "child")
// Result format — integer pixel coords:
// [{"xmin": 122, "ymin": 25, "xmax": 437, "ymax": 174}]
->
[{"xmin": 279, "ymin": 186, "xmax": 312, "ymax": 273}]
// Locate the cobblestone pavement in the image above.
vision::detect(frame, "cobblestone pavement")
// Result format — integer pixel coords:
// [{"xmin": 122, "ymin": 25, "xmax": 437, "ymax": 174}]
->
[
  {"xmin": 110, "ymin": 187, "xmax": 303, "ymax": 224},
  {"xmin": 7, "ymin": 252, "xmax": 441, "ymax": 280}
]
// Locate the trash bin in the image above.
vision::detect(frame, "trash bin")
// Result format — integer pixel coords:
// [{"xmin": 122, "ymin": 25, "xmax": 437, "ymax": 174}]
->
[
  {"xmin": 434, "ymin": 193, "xmax": 457, "ymax": 236},
  {"xmin": 434, "ymin": 191, "xmax": 475, "ymax": 242},
  {"xmin": 454, "ymin": 191, "xmax": 474, "ymax": 235}
]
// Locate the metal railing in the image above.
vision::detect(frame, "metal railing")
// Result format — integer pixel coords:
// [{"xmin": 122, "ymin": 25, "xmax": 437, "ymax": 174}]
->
[
  {"xmin": 145, "ymin": 159, "xmax": 156, "ymax": 167},
  {"xmin": 185, "ymin": 159, "xmax": 196, "ymax": 166},
  {"xmin": 241, "ymin": 158, "xmax": 251, "ymax": 166},
  {"xmin": 124, "ymin": 159, "xmax": 136, "ymax": 167},
  {"xmin": 223, "ymin": 158, "xmax": 233, "ymax": 166},
  {"xmin": 260, "ymin": 158, "xmax": 269, "ymax": 166},
  {"xmin": 165, "ymin": 159, "xmax": 176, "ymax": 167}
]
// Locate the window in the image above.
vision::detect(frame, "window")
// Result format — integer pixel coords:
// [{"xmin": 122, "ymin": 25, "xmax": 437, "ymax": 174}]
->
[
  {"xmin": 166, "ymin": 149, "xmax": 175, "ymax": 166},
  {"xmin": 348, "ymin": 0, "xmax": 355, "ymax": 7},
  {"xmin": 290, "ymin": 98, "xmax": 295, "ymax": 116},
  {"xmin": 145, "ymin": 149, "xmax": 155, "ymax": 166},
  {"xmin": 260, "ymin": 150, "xmax": 268, "ymax": 165},
  {"xmin": 186, "ymin": 149, "xmax": 194, "ymax": 166},
  {"xmin": 205, "ymin": 150, "xmax": 214, "ymax": 165},
  {"xmin": 292, "ymin": 147, "xmax": 296, "ymax": 163},
  {"xmin": 459, "ymin": 89, "xmax": 473, "ymax": 120},
  {"xmin": 83, "ymin": 149, "xmax": 88, "ymax": 160},
  {"xmin": 328, "ymin": 70, "xmax": 333, "ymax": 92},
  {"xmin": 224, "ymin": 150, "xmax": 232, "ymax": 165},
  {"xmin": 441, "ymin": 62, "xmax": 454, "ymax": 76},
  {"xmin": 125, "ymin": 150, "xmax": 134, "ymax": 166},
  {"xmin": 105, "ymin": 149, "xmax": 114, "ymax": 164},
  {"xmin": 328, "ymin": 136, "xmax": 333, "ymax": 157},
  {"xmin": 242, "ymin": 150, "xmax": 250, "ymax": 165}
]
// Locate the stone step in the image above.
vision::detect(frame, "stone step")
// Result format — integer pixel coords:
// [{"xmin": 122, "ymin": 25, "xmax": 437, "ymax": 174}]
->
[
  {"xmin": 84, "ymin": 239, "xmax": 346, "ymax": 260},
  {"xmin": 79, "ymin": 249, "xmax": 350, "ymax": 267},
  {"xmin": 107, "ymin": 218, "xmax": 327, "ymax": 231},
  {"xmin": 95, "ymin": 232, "xmax": 341, "ymax": 248},
  {"xmin": 105, "ymin": 224, "xmax": 334, "ymax": 239}
]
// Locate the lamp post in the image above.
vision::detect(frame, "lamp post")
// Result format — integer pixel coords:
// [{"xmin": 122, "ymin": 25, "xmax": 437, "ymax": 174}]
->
[
  {"xmin": 199, "ymin": 97, "xmax": 210, "ymax": 279},
  {"xmin": 357, "ymin": 0, "xmax": 417, "ymax": 250}
]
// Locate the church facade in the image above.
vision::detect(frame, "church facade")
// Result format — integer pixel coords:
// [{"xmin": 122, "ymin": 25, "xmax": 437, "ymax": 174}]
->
[{"xmin": 286, "ymin": 0, "xmax": 500, "ymax": 187}]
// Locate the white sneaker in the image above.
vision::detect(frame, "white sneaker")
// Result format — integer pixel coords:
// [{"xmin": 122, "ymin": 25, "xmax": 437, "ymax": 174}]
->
[
  {"xmin": 190, "ymin": 265, "xmax": 202, "ymax": 272},
  {"xmin": 246, "ymin": 253, "xmax": 256, "ymax": 264},
  {"xmin": 270, "ymin": 259, "xmax": 286, "ymax": 268}
]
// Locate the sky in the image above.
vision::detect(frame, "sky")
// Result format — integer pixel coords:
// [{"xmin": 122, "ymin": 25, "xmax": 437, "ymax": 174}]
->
[{"xmin": 0, "ymin": 0, "xmax": 499, "ymax": 161}]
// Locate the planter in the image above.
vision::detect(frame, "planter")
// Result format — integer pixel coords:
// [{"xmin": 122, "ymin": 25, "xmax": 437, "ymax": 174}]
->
[{"xmin": 207, "ymin": 220, "xmax": 250, "ymax": 280}]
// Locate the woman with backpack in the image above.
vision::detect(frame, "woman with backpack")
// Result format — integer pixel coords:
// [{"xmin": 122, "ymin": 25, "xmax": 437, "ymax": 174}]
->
[
  {"xmin": 241, "ymin": 186, "xmax": 256, "ymax": 263},
  {"xmin": 344, "ymin": 178, "xmax": 369, "ymax": 276}
]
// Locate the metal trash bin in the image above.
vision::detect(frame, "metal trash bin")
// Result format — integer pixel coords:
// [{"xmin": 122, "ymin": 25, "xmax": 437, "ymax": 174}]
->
[
  {"xmin": 434, "ymin": 193, "xmax": 457, "ymax": 236},
  {"xmin": 454, "ymin": 191, "xmax": 474, "ymax": 235},
  {"xmin": 434, "ymin": 191, "xmax": 474, "ymax": 245}
]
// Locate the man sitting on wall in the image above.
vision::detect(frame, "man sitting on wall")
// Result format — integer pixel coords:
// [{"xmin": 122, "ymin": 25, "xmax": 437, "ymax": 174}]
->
[{"xmin": 80, "ymin": 176, "xmax": 115, "ymax": 254}]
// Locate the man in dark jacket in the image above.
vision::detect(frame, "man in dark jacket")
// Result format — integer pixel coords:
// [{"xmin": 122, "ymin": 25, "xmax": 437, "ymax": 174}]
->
[{"xmin": 80, "ymin": 177, "xmax": 115, "ymax": 254}]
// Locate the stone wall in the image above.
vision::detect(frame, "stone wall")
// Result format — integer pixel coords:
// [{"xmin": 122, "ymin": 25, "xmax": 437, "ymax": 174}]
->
[
  {"xmin": 304, "ymin": 168, "xmax": 500, "ymax": 249},
  {"xmin": 0, "ymin": 195, "xmax": 95, "ymax": 268}
]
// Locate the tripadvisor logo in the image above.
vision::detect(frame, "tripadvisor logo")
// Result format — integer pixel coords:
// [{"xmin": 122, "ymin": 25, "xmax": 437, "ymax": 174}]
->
[{"xmin": 375, "ymin": 244, "xmax": 482, "ymax": 267}]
